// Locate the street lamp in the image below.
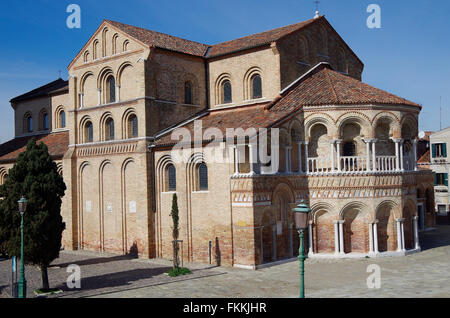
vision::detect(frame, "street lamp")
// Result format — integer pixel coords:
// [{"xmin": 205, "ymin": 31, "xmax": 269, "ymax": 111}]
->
[
  {"xmin": 294, "ymin": 200, "xmax": 311, "ymax": 299},
  {"xmin": 17, "ymin": 196, "xmax": 28, "ymax": 299}
]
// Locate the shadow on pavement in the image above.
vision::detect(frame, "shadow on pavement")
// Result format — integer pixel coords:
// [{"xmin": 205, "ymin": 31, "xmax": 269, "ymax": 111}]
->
[
  {"xmin": 50, "ymin": 254, "xmax": 138, "ymax": 268},
  {"xmin": 420, "ymin": 225, "xmax": 450, "ymax": 251},
  {"xmin": 54, "ymin": 266, "xmax": 172, "ymax": 295}
]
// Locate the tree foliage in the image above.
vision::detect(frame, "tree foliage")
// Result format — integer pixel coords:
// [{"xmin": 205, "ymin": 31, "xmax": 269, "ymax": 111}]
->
[
  {"xmin": 0, "ymin": 139, "xmax": 66, "ymax": 289},
  {"xmin": 170, "ymin": 193, "xmax": 180, "ymax": 269}
]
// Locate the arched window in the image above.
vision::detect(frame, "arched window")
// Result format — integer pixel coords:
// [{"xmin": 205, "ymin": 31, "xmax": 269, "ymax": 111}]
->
[
  {"xmin": 198, "ymin": 163, "xmax": 208, "ymax": 191},
  {"xmin": 123, "ymin": 40, "xmax": 130, "ymax": 52},
  {"xmin": 83, "ymin": 51, "xmax": 90, "ymax": 63},
  {"xmin": 251, "ymin": 74, "xmax": 262, "ymax": 99},
  {"xmin": 112, "ymin": 34, "xmax": 119, "ymax": 55},
  {"xmin": 84, "ymin": 121, "xmax": 93, "ymax": 143},
  {"xmin": 128, "ymin": 114, "xmax": 138, "ymax": 138},
  {"xmin": 167, "ymin": 164, "xmax": 176, "ymax": 191},
  {"xmin": 184, "ymin": 81, "xmax": 193, "ymax": 104},
  {"xmin": 60, "ymin": 111, "xmax": 66, "ymax": 128},
  {"xmin": 24, "ymin": 113, "xmax": 33, "ymax": 133},
  {"xmin": 43, "ymin": 113, "xmax": 49, "ymax": 130},
  {"xmin": 93, "ymin": 40, "xmax": 99, "ymax": 60},
  {"xmin": 343, "ymin": 142, "xmax": 356, "ymax": 157},
  {"xmin": 106, "ymin": 76, "xmax": 116, "ymax": 103},
  {"xmin": 222, "ymin": 80, "xmax": 232, "ymax": 104},
  {"xmin": 105, "ymin": 118, "xmax": 115, "ymax": 141}
]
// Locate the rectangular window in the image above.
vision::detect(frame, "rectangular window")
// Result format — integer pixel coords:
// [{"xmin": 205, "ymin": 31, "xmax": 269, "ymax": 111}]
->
[
  {"xmin": 432, "ymin": 143, "xmax": 447, "ymax": 158},
  {"xmin": 435, "ymin": 173, "xmax": 448, "ymax": 186}
]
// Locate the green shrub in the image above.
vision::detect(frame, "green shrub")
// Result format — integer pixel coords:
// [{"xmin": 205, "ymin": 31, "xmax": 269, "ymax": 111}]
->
[{"xmin": 168, "ymin": 267, "xmax": 192, "ymax": 277}]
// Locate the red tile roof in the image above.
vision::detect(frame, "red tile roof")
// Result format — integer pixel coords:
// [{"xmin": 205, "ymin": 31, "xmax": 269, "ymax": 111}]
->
[
  {"xmin": 418, "ymin": 150, "xmax": 430, "ymax": 164},
  {"xmin": 0, "ymin": 131, "xmax": 69, "ymax": 163},
  {"xmin": 106, "ymin": 17, "xmax": 321, "ymax": 59},
  {"xmin": 106, "ymin": 20, "xmax": 210, "ymax": 57},
  {"xmin": 206, "ymin": 18, "xmax": 318, "ymax": 58},
  {"xmin": 269, "ymin": 64, "xmax": 421, "ymax": 110},
  {"xmin": 155, "ymin": 63, "xmax": 421, "ymax": 147},
  {"xmin": 10, "ymin": 79, "xmax": 68, "ymax": 104}
]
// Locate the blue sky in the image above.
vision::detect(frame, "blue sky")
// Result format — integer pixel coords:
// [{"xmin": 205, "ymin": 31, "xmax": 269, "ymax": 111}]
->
[{"xmin": 0, "ymin": 0, "xmax": 449, "ymax": 143}]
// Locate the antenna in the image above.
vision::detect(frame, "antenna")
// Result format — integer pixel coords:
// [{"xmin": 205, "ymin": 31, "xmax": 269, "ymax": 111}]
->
[
  {"xmin": 58, "ymin": 70, "xmax": 62, "ymax": 79},
  {"xmin": 440, "ymin": 96, "xmax": 442, "ymax": 131}
]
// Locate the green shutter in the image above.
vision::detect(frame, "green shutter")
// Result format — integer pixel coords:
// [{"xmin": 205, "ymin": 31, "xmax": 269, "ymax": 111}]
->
[
  {"xmin": 434, "ymin": 173, "xmax": 438, "ymax": 186},
  {"xmin": 445, "ymin": 173, "xmax": 449, "ymax": 187},
  {"xmin": 443, "ymin": 143, "xmax": 447, "ymax": 157},
  {"xmin": 432, "ymin": 144, "xmax": 437, "ymax": 158}
]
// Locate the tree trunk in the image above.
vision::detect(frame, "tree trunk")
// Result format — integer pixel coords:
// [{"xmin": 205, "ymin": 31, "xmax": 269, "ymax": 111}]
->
[{"xmin": 41, "ymin": 265, "xmax": 49, "ymax": 291}]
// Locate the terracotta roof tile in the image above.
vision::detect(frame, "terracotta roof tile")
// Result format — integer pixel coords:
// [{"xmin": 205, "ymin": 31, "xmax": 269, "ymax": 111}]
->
[
  {"xmin": 106, "ymin": 20, "xmax": 210, "ymax": 57},
  {"xmin": 0, "ymin": 131, "xmax": 69, "ymax": 163},
  {"xmin": 207, "ymin": 18, "xmax": 318, "ymax": 58},
  {"xmin": 155, "ymin": 64, "xmax": 421, "ymax": 147},
  {"xmin": 10, "ymin": 79, "xmax": 68, "ymax": 104},
  {"xmin": 106, "ymin": 17, "xmax": 321, "ymax": 59},
  {"xmin": 269, "ymin": 64, "xmax": 420, "ymax": 111},
  {"xmin": 418, "ymin": 150, "xmax": 430, "ymax": 164}
]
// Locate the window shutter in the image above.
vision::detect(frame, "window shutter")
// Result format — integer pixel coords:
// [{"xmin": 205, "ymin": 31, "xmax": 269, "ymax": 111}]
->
[
  {"xmin": 199, "ymin": 164, "xmax": 208, "ymax": 190},
  {"xmin": 432, "ymin": 144, "xmax": 436, "ymax": 158},
  {"xmin": 443, "ymin": 143, "xmax": 447, "ymax": 157},
  {"xmin": 434, "ymin": 173, "xmax": 438, "ymax": 186},
  {"xmin": 445, "ymin": 173, "xmax": 449, "ymax": 187}
]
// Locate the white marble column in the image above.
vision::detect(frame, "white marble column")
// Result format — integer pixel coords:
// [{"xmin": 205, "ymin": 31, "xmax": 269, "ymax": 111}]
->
[
  {"xmin": 368, "ymin": 223, "xmax": 374, "ymax": 254},
  {"xmin": 396, "ymin": 219, "xmax": 402, "ymax": 252},
  {"xmin": 336, "ymin": 140, "xmax": 342, "ymax": 172},
  {"xmin": 308, "ymin": 221, "xmax": 314, "ymax": 256},
  {"xmin": 234, "ymin": 146, "xmax": 240, "ymax": 175},
  {"xmin": 364, "ymin": 139, "xmax": 371, "ymax": 172},
  {"xmin": 248, "ymin": 144, "xmax": 256, "ymax": 175},
  {"xmin": 334, "ymin": 221, "xmax": 340, "ymax": 255},
  {"xmin": 400, "ymin": 219, "xmax": 406, "ymax": 251},
  {"xmin": 372, "ymin": 139, "xmax": 378, "ymax": 172},
  {"xmin": 79, "ymin": 93, "xmax": 84, "ymax": 108},
  {"xmin": 304, "ymin": 142, "xmax": 310, "ymax": 174},
  {"xmin": 297, "ymin": 142, "xmax": 303, "ymax": 174},
  {"xmin": 116, "ymin": 85, "xmax": 121, "ymax": 102},
  {"xmin": 373, "ymin": 220, "xmax": 379, "ymax": 254},
  {"xmin": 97, "ymin": 88, "xmax": 102, "ymax": 105},
  {"xmin": 339, "ymin": 220, "xmax": 345, "ymax": 255},
  {"xmin": 413, "ymin": 139, "xmax": 419, "ymax": 171},
  {"xmin": 399, "ymin": 140, "xmax": 405, "ymax": 171},
  {"xmin": 285, "ymin": 146, "xmax": 292, "ymax": 174},
  {"xmin": 394, "ymin": 139, "xmax": 401, "ymax": 171},
  {"xmin": 330, "ymin": 140, "xmax": 336, "ymax": 173},
  {"xmin": 413, "ymin": 216, "xmax": 420, "ymax": 250}
]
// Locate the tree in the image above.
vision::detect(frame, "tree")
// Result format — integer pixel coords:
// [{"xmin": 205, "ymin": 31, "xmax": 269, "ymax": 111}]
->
[
  {"xmin": 0, "ymin": 139, "xmax": 66, "ymax": 291},
  {"xmin": 170, "ymin": 193, "xmax": 180, "ymax": 269}
]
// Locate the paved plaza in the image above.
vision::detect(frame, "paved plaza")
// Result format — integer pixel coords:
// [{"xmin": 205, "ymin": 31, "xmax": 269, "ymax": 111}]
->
[{"xmin": 1, "ymin": 225, "xmax": 449, "ymax": 298}]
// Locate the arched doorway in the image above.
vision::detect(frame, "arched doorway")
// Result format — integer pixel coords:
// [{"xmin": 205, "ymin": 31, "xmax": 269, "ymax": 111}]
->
[
  {"xmin": 376, "ymin": 203, "xmax": 398, "ymax": 252},
  {"xmin": 403, "ymin": 202, "xmax": 416, "ymax": 250},
  {"xmin": 314, "ymin": 210, "xmax": 335, "ymax": 253},
  {"xmin": 261, "ymin": 211, "xmax": 276, "ymax": 263},
  {"xmin": 342, "ymin": 204, "xmax": 370, "ymax": 254}
]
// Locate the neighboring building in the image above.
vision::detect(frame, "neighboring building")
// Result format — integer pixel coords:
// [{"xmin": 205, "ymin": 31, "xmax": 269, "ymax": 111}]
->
[
  {"xmin": 0, "ymin": 15, "xmax": 435, "ymax": 269},
  {"xmin": 430, "ymin": 127, "xmax": 450, "ymax": 218}
]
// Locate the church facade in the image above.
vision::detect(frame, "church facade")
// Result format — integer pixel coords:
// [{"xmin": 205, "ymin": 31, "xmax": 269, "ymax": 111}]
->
[{"xmin": 0, "ymin": 15, "xmax": 435, "ymax": 269}]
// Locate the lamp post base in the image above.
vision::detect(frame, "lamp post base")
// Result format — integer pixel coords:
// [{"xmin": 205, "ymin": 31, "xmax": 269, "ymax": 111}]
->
[{"xmin": 18, "ymin": 279, "xmax": 27, "ymax": 299}]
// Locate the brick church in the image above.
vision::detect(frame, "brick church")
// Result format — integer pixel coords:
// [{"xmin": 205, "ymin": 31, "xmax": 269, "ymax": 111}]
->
[{"xmin": 0, "ymin": 14, "xmax": 435, "ymax": 269}]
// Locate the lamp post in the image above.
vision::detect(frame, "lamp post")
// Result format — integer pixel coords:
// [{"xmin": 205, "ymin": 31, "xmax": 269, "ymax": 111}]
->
[
  {"xmin": 294, "ymin": 201, "xmax": 311, "ymax": 299},
  {"xmin": 17, "ymin": 196, "xmax": 28, "ymax": 299}
]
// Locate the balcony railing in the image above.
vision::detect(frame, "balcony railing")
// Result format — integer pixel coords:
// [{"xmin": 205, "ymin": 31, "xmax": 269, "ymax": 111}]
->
[{"xmin": 307, "ymin": 155, "xmax": 417, "ymax": 175}]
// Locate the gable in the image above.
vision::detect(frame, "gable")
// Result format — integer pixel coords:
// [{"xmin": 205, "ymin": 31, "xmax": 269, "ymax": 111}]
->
[{"xmin": 68, "ymin": 21, "xmax": 148, "ymax": 71}]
